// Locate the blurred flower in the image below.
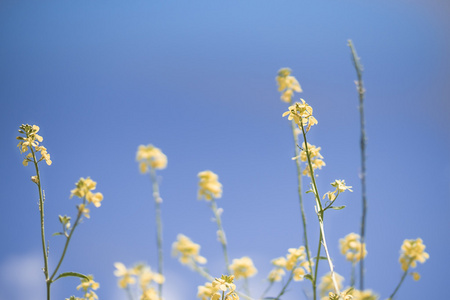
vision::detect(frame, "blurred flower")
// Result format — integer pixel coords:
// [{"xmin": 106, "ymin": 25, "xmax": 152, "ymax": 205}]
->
[
  {"xmin": 137, "ymin": 144, "xmax": 167, "ymax": 172},
  {"xmin": 276, "ymin": 68, "xmax": 302, "ymax": 103},
  {"xmin": 230, "ymin": 256, "xmax": 257, "ymax": 279},
  {"xmin": 71, "ymin": 177, "xmax": 103, "ymax": 208},
  {"xmin": 399, "ymin": 238, "xmax": 429, "ymax": 272},
  {"xmin": 268, "ymin": 268, "xmax": 285, "ymax": 282},
  {"xmin": 114, "ymin": 262, "xmax": 137, "ymax": 289},
  {"xmin": 323, "ymin": 180, "xmax": 352, "ymax": 203},
  {"xmin": 172, "ymin": 234, "xmax": 207, "ymax": 266},
  {"xmin": 319, "ymin": 272, "xmax": 344, "ymax": 298},
  {"xmin": 340, "ymin": 233, "xmax": 367, "ymax": 263},
  {"xmin": 198, "ymin": 170, "xmax": 222, "ymax": 201},
  {"xmin": 198, "ymin": 282, "xmax": 219, "ymax": 300}
]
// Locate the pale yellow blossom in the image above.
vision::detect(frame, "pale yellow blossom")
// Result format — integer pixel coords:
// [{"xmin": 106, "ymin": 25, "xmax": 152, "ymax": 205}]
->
[
  {"xmin": 399, "ymin": 238, "xmax": 429, "ymax": 272},
  {"xmin": 136, "ymin": 144, "xmax": 167, "ymax": 172},
  {"xmin": 340, "ymin": 233, "xmax": 367, "ymax": 263},
  {"xmin": 300, "ymin": 142, "xmax": 325, "ymax": 176},
  {"xmin": 230, "ymin": 256, "xmax": 257, "ymax": 279},
  {"xmin": 319, "ymin": 272, "xmax": 344, "ymax": 298},
  {"xmin": 282, "ymin": 99, "xmax": 318, "ymax": 132},
  {"xmin": 114, "ymin": 262, "xmax": 137, "ymax": 289},
  {"xmin": 276, "ymin": 68, "xmax": 302, "ymax": 103},
  {"xmin": 198, "ymin": 170, "xmax": 223, "ymax": 200},
  {"xmin": 17, "ymin": 124, "xmax": 52, "ymax": 166},
  {"xmin": 172, "ymin": 234, "xmax": 207, "ymax": 266}
]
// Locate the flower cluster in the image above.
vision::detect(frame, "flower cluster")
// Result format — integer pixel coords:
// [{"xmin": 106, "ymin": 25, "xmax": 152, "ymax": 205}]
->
[
  {"xmin": 282, "ymin": 99, "xmax": 318, "ymax": 132},
  {"xmin": 114, "ymin": 262, "xmax": 164, "ymax": 300},
  {"xmin": 198, "ymin": 170, "xmax": 223, "ymax": 201},
  {"xmin": 319, "ymin": 272, "xmax": 344, "ymax": 300},
  {"xmin": 299, "ymin": 142, "xmax": 325, "ymax": 176},
  {"xmin": 17, "ymin": 124, "xmax": 52, "ymax": 166},
  {"xmin": 339, "ymin": 233, "xmax": 367, "ymax": 263},
  {"xmin": 198, "ymin": 275, "xmax": 239, "ymax": 300},
  {"xmin": 276, "ymin": 68, "xmax": 302, "ymax": 103},
  {"xmin": 137, "ymin": 144, "xmax": 168, "ymax": 173},
  {"xmin": 73, "ymin": 276, "xmax": 100, "ymax": 300},
  {"xmin": 229, "ymin": 256, "xmax": 257, "ymax": 279},
  {"xmin": 267, "ymin": 246, "xmax": 312, "ymax": 282},
  {"xmin": 349, "ymin": 289, "xmax": 379, "ymax": 300},
  {"xmin": 172, "ymin": 234, "xmax": 207, "ymax": 266},
  {"xmin": 323, "ymin": 180, "xmax": 353, "ymax": 203},
  {"xmin": 70, "ymin": 177, "xmax": 103, "ymax": 218},
  {"xmin": 399, "ymin": 238, "xmax": 429, "ymax": 278}
]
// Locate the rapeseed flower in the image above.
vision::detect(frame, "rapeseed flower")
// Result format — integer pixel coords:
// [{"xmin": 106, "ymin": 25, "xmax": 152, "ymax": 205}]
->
[
  {"xmin": 230, "ymin": 256, "xmax": 257, "ymax": 279},
  {"xmin": 319, "ymin": 272, "xmax": 344, "ymax": 299},
  {"xmin": 114, "ymin": 262, "xmax": 137, "ymax": 289},
  {"xmin": 399, "ymin": 238, "xmax": 429, "ymax": 274},
  {"xmin": 137, "ymin": 144, "xmax": 168, "ymax": 173},
  {"xmin": 76, "ymin": 276, "xmax": 99, "ymax": 300},
  {"xmin": 17, "ymin": 124, "xmax": 52, "ymax": 166},
  {"xmin": 276, "ymin": 68, "xmax": 302, "ymax": 103},
  {"xmin": 282, "ymin": 100, "xmax": 318, "ymax": 132},
  {"xmin": 172, "ymin": 234, "xmax": 207, "ymax": 266},
  {"xmin": 340, "ymin": 233, "xmax": 367, "ymax": 263},
  {"xmin": 349, "ymin": 289, "xmax": 379, "ymax": 300},
  {"xmin": 71, "ymin": 177, "xmax": 104, "ymax": 208},
  {"xmin": 198, "ymin": 170, "xmax": 222, "ymax": 201},
  {"xmin": 211, "ymin": 275, "xmax": 239, "ymax": 300},
  {"xmin": 323, "ymin": 180, "xmax": 353, "ymax": 203},
  {"xmin": 300, "ymin": 142, "xmax": 325, "ymax": 176}
]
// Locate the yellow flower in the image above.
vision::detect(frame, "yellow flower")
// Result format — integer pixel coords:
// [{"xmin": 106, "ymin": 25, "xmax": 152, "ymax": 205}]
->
[
  {"xmin": 78, "ymin": 204, "xmax": 90, "ymax": 219},
  {"xmin": 198, "ymin": 282, "xmax": 219, "ymax": 300},
  {"xmin": 230, "ymin": 256, "xmax": 257, "ymax": 279},
  {"xmin": 76, "ymin": 276, "xmax": 99, "ymax": 300},
  {"xmin": 17, "ymin": 124, "xmax": 52, "ymax": 166},
  {"xmin": 71, "ymin": 177, "xmax": 104, "ymax": 208},
  {"xmin": 411, "ymin": 272, "xmax": 421, "ymax": 281},
  {"xmin": 300, "ymin": 142, "xmax": 325, "ymax": 176},
  {"xmin": 323, "ymin": 180, "xmax": 353, "ymax": 203},
  {"xmin": 339, "ymin": 233, "xmax": 367, "ymax": 263},
  {"xmin": 114, "ymin": 262, "xmax": 137, "ymax": 289},
  {"xmin": 349, "ymin": 289, "xmax": 378, "ymax": 300},
  {"xmin": 198, "ymin": 170, "xmax": 222, "ymax": 201},
  {"xmin": 293, "ymin": 267, "xmax": 306, "ymax": 281},
  {"xmin": 286, "ymin": 246, "xmax": 306, "ymax": 271},
  {"xmin": 276, "ymin": 68, "xmax": 302, "ymax": 102},
  {"xmin": 282, "ymin": 99, "xmax": 318, "ymax": 132},
  {"xmin": 211, "ymin": 275, "xmax": 239, "ymax": 300},
  {"xmin": 141, "ymin": 287, "xmax": 159, "ymax": 300},
  {"xmin": 136, "ymin": 144, "xmax": 168, "ymax": 172},
  {"xmin": 319, "ymin": 272, "xmax": 344, "ymax": 298},
  {"xmin": 172, "ymin": 234, "xmax": 207, "ymax": 266},
  {"xmin": 268, "ymin": 268, "xmax": 285, "ymax": 282},
  {"xmin": 399, "ymin": 238, "xmax": 429, "ymax": 271}
]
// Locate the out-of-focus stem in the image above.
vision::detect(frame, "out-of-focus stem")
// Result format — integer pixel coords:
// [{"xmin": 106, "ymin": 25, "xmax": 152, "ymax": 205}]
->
[
  {"xmin": 210, "ymin": 197, "xmax": 230, "ymax": 274},
  {"xmin": 149, "ymin": 167, "xmax": 164, "ymax": 299},
  {"xmin": 348, "ymin": 39, "xmax": 367, "ymax": 291},
  {"xmin": 387, "ymin": 267, "xmax": 410, "ymax": 300}
]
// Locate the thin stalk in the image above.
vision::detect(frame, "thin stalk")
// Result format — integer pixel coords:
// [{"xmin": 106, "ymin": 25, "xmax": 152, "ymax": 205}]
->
[
  {"xmin": 49, "ymin": 200, "xmax": 84, "ymax": 281},
  {"xmin": 149, "ymin": 167, "xmax": 164, "ymax": 299},
  {"xmin": 259, "ymin": 281, "xmax": 274, "ymax": 299},
  {"xmin": 243, "ymin": 277, "xmax": 250, "ymax": 297},
  {"xmin": 290, "ymin": 118, "xmax": 313, "ymax": 280},
  {"xmin": 273, "ymin": 269, "xmax": 295, "ymax": 300},
  {"xmin": 387, "ymin": 268, "xmax": 409, "ymax": 300},
  {"xmin": 210, "ymin": 197, "xmax": 231, "ymax": 274},
  {"xmin": 350, "ymin": 262, "xmax": 356, "ymax": 288},
  {"xmin": 30, "ymin": 148, "xmax": 50, "ymax": 300},
  {"xmin": 191, "ymin": 261, "xmax": 214, "ymax": 281},
  {"xmin": 300, "ymin": 120, "xmax": 340, "ymax": 296},
  {"xmin": 348, "ymin": 39, "xmax": 367, "ymax": 291},
  {"xmin": 313, "ymin": 230, "xmax": 322, "ymax": 300}
]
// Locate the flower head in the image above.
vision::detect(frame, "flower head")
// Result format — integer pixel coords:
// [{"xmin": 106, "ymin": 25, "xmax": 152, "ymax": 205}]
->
[
  {"xmin": 230, "ymin": 256, "xmax": 257, "ymax": 279},
  {"xmin": 323, "ymin": 180, "xmax": 352, "ymax": 203},
  {"xmin": 300, "ymin": 142, "xmax": 325, "ymax": 176},
  {"xmin": 71, "ymin": 177, "xmax": 103, "ymax": 208},
  {"xmin": 76, "ymin": 276, "xmax": 99, "ymax": 300},
  {"xmin": 198, "ymin": 170, "xmax": 222, "ymax": 201},
  {"xmin": 399, "ymin": 238, "xmax": 429, "ymax": 272},
  {"xmin": 172, "ymin": 234, "xmax": 207, "ymax": 266},
  {"xmin": 137, "ymin": 144, "xmax": 168, "ymax": 173},
  {"xmin": 282, "ymin": 99, "xmax": 318, "ymax": 132},
  {"xmin": 17, "ymin": 124, "xmax": 52, "ymax": 166},
  {"xmin": 319, "ymin": 272, "xmax": 344, "ymax": 298},
  {"xmin": 211, "ymin": 275, "xmax": 239, "ymax": 300},
  {"xmin": 339, "ymin": 233, "xmax": 367, "ymax": 263},
  {"xmin": 276, "ymin": 68, "xmax": 302, "ymax": 103},
  {"xmin": 114, "ymin": 262, "xmax": 137, "ymax": 289}
]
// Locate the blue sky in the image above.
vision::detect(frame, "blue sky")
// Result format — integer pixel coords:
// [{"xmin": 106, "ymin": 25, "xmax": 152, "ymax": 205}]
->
[{"xmin": 1, "ymin": 1, "xmax": 449, "ymax": 299}]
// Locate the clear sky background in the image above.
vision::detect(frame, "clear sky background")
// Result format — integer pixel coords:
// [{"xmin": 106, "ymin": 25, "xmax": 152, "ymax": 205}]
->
[{"xmin": 1, "ymin": 1, "xmax": 449, "ymax": 299}]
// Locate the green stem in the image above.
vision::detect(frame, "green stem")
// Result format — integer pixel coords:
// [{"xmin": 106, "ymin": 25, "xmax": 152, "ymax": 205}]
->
[
  {"xmin": 49, "ymin": 200, "xmax": 84, "ymax": 282},
  {"xmin": 149, "ymin": 167, "xmax": 164, "ymax": 299},
  {"xmin": 348, "ymin": 39, "xmax": 367, "ymax": 291},
  {"xmin": 259, "ymin": 281, "xmax": 273, "ymax": 299},
  {"xmin": 313, "ymin": 230, "xmax": 322, "ymax": 300},
  {"xmin": 387, "ymin": 268, "xmax": 409, "ymax": 300},
  {"xmin": 210, "ymin": 197, "xmax": 230, "ymax": 274},
  {"xmin": 300, "ymin": 120, "xmax": 340, "ymax": 296},
  {"xmin": 350, "ymin": 262, "xmax": 356, "ymax": 288},
  {"xmin": 273, "ymin": 268, "xmax": 295, "ymax": 300},
  {"xmin": 30, "ymin": 148, "xmax": 50, "ymax": 299},
  {"xmin": 290, "ymin": 118, "xmax": 314, "ymax": 284}
]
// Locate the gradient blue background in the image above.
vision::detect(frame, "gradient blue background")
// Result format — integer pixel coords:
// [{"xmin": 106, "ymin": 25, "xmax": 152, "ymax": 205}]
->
[{"xmin": 1, "ymin": 1, "xmax": 449, "ymax": 299}]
